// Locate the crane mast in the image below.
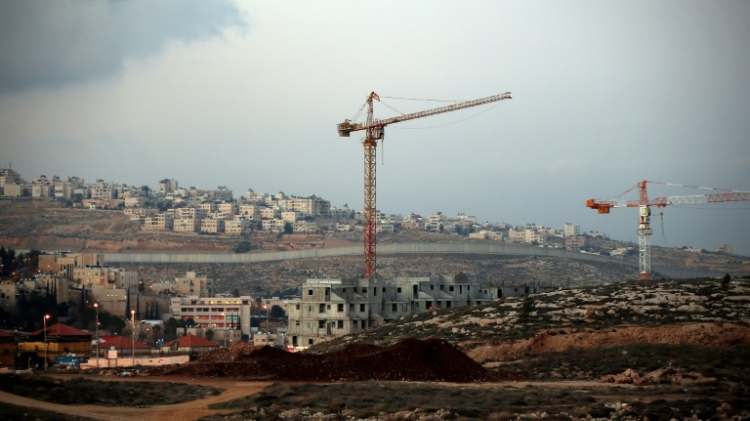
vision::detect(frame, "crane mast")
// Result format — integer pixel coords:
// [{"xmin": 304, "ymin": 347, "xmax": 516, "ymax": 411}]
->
[
  {"xmin": 586, "ymin": 180, "xmax": 750, "ymax": 281},
  {"xmin": 338, "ymin": 91, "xmax": 512, "ymax": 278}
]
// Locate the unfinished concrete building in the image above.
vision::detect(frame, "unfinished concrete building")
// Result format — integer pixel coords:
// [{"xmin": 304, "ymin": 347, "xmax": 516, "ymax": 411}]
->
[{"xmin": 287, "ymin": 276, "xmax": 490, "ymax": 349}]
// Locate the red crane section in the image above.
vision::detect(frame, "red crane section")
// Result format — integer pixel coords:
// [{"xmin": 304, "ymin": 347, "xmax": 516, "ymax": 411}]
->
[
  {"xmin": 338, "ymin": 91, "xmax": 512, "ymax": 278},
  {"xmin": 587, "ymin": 180, "xmax": 750, "ymax": 280}
]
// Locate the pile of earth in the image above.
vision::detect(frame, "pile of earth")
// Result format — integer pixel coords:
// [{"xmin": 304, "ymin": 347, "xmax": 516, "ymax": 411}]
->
[{"xmin": 149, "ymin": 338, "xmax": 520, "ymax": 382}]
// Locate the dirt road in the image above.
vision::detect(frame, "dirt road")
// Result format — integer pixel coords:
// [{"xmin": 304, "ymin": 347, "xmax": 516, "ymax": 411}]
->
[{"xmin": 0, "ymin": 376, "xmax": 272, "ymax": 421}]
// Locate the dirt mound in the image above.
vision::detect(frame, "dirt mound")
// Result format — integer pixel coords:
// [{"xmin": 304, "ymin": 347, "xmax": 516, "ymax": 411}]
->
[{"xmin": 149, "ymin": 338, "xmax": 520, "ymax": 383}]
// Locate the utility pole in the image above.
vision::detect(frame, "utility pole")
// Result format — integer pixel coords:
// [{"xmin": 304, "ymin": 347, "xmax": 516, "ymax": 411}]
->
[
  {"xmin": 94, "ymin": 303, "xmax": 99, "ymax": 368},
  {"xmin": 43, "ymin": 314, "xmax": 50, "ymax": 370},
  {"xmin": 131, "ymin": 310, "xmax": 135, "ymax": 367}
]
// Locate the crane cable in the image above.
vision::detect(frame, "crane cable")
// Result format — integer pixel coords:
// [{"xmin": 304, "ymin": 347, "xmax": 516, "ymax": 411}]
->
[{"xmin": 659, "ymin": 212, "xmax": 667, "ymax": 248}]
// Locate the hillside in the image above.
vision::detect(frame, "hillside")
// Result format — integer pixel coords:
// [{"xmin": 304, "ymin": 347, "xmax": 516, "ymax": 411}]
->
[{"xmin": 307, "ymin": 277, "xmax": 750, "ymax": 360}]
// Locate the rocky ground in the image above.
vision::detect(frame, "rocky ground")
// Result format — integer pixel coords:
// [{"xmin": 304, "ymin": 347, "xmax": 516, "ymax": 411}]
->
[{"xmin": 307, "ymin": 277, "xmax": 750, "ymax": 355}]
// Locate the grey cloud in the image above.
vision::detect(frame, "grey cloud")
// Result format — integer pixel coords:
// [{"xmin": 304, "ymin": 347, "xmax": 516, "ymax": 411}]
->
[{"xmin": 0, "ymin": 0, "xmax": 248, "ymax": 94}]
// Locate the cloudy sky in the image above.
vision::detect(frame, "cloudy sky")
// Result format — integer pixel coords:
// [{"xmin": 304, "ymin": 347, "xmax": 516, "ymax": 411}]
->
[{"xmin": 2, "ymin": 1, "xmax": 749, "ymax": 255}]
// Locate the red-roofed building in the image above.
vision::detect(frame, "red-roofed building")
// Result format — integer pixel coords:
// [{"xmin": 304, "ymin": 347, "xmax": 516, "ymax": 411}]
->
[
  {"xmin": 161, "ymin": 334, "xmax": 219, "ymax": 354},
  {"xmin": 99, "ymin": 335, "xmax": 152, "ymax": 357},
  {"xmin": 0, "ymin": 330, "xmax": 14, "ymax": 367},
  {"xmin": 19, "ymin": 322, "xmax": 93, "ymax": 365}
]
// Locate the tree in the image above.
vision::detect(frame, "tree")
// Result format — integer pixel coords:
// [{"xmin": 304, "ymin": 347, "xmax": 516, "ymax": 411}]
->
[
  {"xmin": 234, "ymin": 241, "xmax": 252, "ymax": 253},
  {"xmin": 454, "ymin": 272, "xmax": 469, "ymax": 283},
  {"xmin": 270, "ymin": 305, "xmax": 286, "ymax": 318},
  {"xmin": 205, "ymin": 329, "xmax": 214, "ymax": 342},
  {"xmin": 520, "ymin": 296, "xmax": 536, "ymax": 321},
  {"xmin": 722, "ymin": 273, "xmax": 731, "ymax": 289},
  {"xmin": 232, "ymin": 288, "xmax": 241, "ymax": 298},
  {"xmin": 283, "ymin": 222, "xmax": 294, "ymax": 234}
]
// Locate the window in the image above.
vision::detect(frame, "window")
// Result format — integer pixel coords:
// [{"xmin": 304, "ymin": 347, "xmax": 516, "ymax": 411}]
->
[
  {"xmin": 397, "ymin": 287, "xmax": 402, "ymax": 293},
  {"xmin": 430, "ymin": 285, "xmax": 434, "ymax": 290},
  {"xmin": 360, "ymin": 304, "xmax": 365, "ymax": 312},
  {"xmin": 361, "ymin": 287, "xmax": 367, "ymax": 293},
  {"xmin": 392, "ymin": 303, "xmax": 397, "ymax": 312},
  {"xmin": 295, "ymin": 304, "xmax": 300, "ymax": 310},
  {"xmin": 308, "ymin": 339, "xmax": 314, "ymax": 345},
  {"xmin": 373, "ymin": 288, "xmax": 377, "ymax": 296},
  {"xmin": 319, "ymin": 304, "xmax": 325, "ymax": 313},
  {"xmin": 307, "ymin": 289, "xmax": 313, "ymax": 295},
  {"xmin": 337, "ymin": 304, "xmax": 344, "ymax": 312},
  {"xmin": 449, "ymin": 286, "xmax": 454, "ymax": 292},
  {"xmin": 308, "ymin": 306, "xmax": 312, "ymax": 313},
  {"xmin": 337, "ymin": 320, "xmax": 343, "ymax": 329},
  {"xmin": 318, "ymin": 320, "xmax": 326, "ymax": 328},
  {"xmin": 296, "ymin": 320, "xmax": 301, "ymax": 326}
]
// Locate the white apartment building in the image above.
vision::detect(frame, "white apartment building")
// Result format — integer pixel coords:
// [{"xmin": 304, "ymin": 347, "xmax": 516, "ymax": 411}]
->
[
  {"xmin": 287, "ymin": 276, "xmax": 490, "ymax": 348},
  {"xmin": 169, "ymin": 295, "xmax": 253, "ymax": 335},
  {"xmin": 563, "ymin": 223, "xmax": 580, "ymax": 237}
]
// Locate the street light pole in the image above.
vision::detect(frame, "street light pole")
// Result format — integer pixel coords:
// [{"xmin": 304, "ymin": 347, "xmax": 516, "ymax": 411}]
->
[
  {"xmin": 43, "ymin": 314, "xmax": 50, "ymax": 371},
  {"xmin": 94, "ymin": 303, "xmax": 99, "ymax": 368},
  {"xmin": 131, "ymin": 310, "xmax": 135, "ymax": 367},
  {"xmin": 263, "ymin": 305, "xmax": 269, "ymax": 333}
]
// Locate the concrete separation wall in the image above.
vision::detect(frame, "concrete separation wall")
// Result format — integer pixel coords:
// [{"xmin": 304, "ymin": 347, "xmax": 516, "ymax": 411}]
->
[{"xmin": 101, "ymin": 242, "xmax": 730, "ymax": 279}]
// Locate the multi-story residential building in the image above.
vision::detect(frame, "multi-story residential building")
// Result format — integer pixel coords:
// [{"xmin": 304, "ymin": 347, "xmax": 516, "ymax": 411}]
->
[
  {"xmin": 563, "ymin": 223, "xmax": 581, "ymax": 237},
  {"xmin": 524, "ymin": 228, "xmax": 545, "ymax": 245},
  {"xmin": 239, "ymin": 204, "xmax": 261, "ymax": 220},
  {"xmin": 261, "ymin": 219, "xmax": 285, "ymax": 232},
  {"xmin": 260, "ymin": 207, "xmax": 280, "ymax": 220},
  {"xmin": 424, "ymin": 213, "xmax": 448, "ymax": 231},
  {"xmin": 0, "ymin": 168, "xmax": 22, "ymax": 186},
  {"xmin": 283, "ymin": 197, "xmax": 331, "ymax": 216},
  {"xmin": 200, "ymin": 218, "xmax": 225, "ymax": 233},
  {"xmin": 225, "ymin": 219, "xmax": 250, "ymax": 235},
  {"xmin": 507, "ymin": 229, "xmax": 525, "ymax": 243},
  {"xmin": 175, "ymin": 271, "xmax": 212, "ymax": 297},
  {"xmin": 287, "ymin": 276, "xmax": 490, "ymax": 348},
  {"xmin": 281, "ymin": 211, "xmax": 298, "ymax": 223},
  {"xmin": 174, "ymin": 218, "xmax": 200, "ymax": 232},
  {"xmin": 716, "ymin": 244, "xmax": 734, "ymax": 254},
  {"xmin": 402, "ymin": 213, "xmax": 423, "ymax": 230},
  {"xmin": 293, "ymin": 221, "xmax": 318, "ymax": 233},
  {"xmin": 169, "ymin": 295, "xmax": 253, "ymax": 335},
  {"xmin": 175, "ymin": 207, "xmax": 208, "ymax": 220},
  {"xmin": 0, "ymin": 281, "xmax": 17, "ymax": 314},
  {"xmin": 479, "ymin": 283, "xmax": 557, "ymax": 300},
  {"xmin": 1, "ymin": 184, "xmax": 28, "ymax": 197},
  {"xmin": 73, "ymin": 266, "xmax": 138, "ymax": 290},
  {"xmin": 200, "ymin": 202, "xmax": 217, "ymax": 213},
  {"xmin": 158, "ymin": 178, "xmax": 179, "ymax": 194},
  {"xmin": 89, "ymin": 180, "xmax": 116, "ymax": 199},
  {"xmin": 217, "ymin": 202, "xmax": 238, "ymax": 215},
  {"xmin": 565, "ymin": 236, "xmax": 586, "ymax": 249},
  {"xmin": 124, "ymin": 197, "xmax": 145, "ymax": 207},
  {"xmin": 142, "ymin": 213, "xmax": 174, "ymax": 231}
]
